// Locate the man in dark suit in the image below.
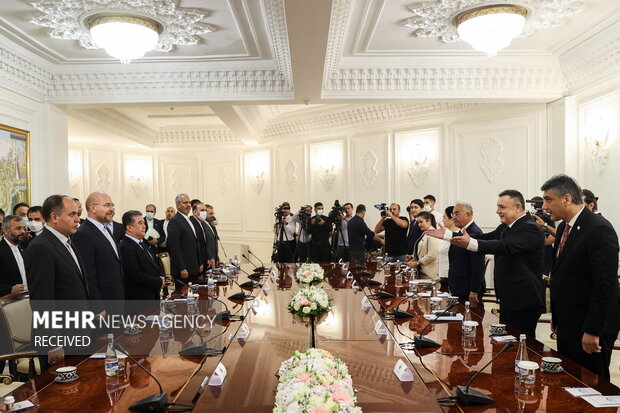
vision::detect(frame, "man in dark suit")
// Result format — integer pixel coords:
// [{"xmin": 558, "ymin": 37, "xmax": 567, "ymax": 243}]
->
[
  {"xmin": 24, "ymin": 195, "xmax": 89, "ymax": 301},
  {"xmin": 405, "ymin": 199, "xmax": 424, "ymax": 256},
  {"xmin": 427, "ymin": 202, "xmax": 485, "ymax": 304},
  {"xmin": 119, "ymin": 210, "xmax": 165, "ymax": 301},
  {"xmin": 541, "ymin": 174, "xmax": 620, "ymax": 380},
  {"xmin": 447, "ymin": 190, "xmax": 545, "ymax": 337},
  {"xmin": 204, "ymin": 204, "xmax": 219, "ymax": 265},
  {"xmin": 0, "ymin": 215, "xmax": 28, "ymax": 295},
  {"xmin": 72, "ymin": 192, "xmax": 125, "ymax": 307},
  {"xmin": 189, "ymin": 202, "xmax": 211, "ymax": 270},
  {"xmin": 144, "ymin": 204, "xmax": 166, "ymax": 254},
  {"xmin": 167, "ymin": 193, "xmax": 202, "ymax": 285}
]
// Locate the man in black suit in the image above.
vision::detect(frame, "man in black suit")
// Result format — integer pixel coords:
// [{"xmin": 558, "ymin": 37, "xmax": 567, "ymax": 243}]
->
[
  {"xmin": 24, "ymin": 195, "xmax": 89, "ymax": 301},
  {"xmin": 189, "ymin": 201, "xmax": 211, "ymax": 270},
  {"xmin": 0, "ymin": 215, "xmax": 28, "ymax": 295},
  {"xmin": 204, "ymin": 204, "xmax": 220, "ymax": 265},
  {"xmin": 427, "ymin": 202, "xmax": 485, "ymax": 304},
  {"xmin": 541, "ymin": 174, "xmax": 620, "ymax": 380},
  {"xmin": 144, "ymin": 204, "xmax": 166, "ymax": 254},
  {"xmin": 72, "ymin": 192, "xmax": 125, "ymax": 307},
  {"xmin": 167, "ymin": 193, "xmax": 202, "ymax": 285},
  {"xmin": 347, "ymin": 204, "xmax": 380, "ymax": 263},
  {"xmin": 119, "ymin": 210, "xmax": 165, "ymax": 301},
  {"xmin": 447, "ymin": 190, "xmax": 545, "ymax": 337}
]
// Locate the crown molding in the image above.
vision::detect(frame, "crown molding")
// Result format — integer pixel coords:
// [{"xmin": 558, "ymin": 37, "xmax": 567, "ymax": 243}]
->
[
  {"xmin": 0, "ymin": 42, "xmax": 51, "ymax": 101},
  {"xmin": 262, "ymin": 0, "xmax": 293, "ymax": 89},
  {"xmin": 322, "ymin": 0, "xmax": 352, "ymax": 90},
  {"xmin": 262, "ymin": 102, "xmax": 491, "ymax": 139},
  {"xmin": 321, "ymin": 66, "xmax": 566, "ymax": 99},
  {"xmin": 154, "ymin": 129, "xmax": 239, "ymax": 147}
]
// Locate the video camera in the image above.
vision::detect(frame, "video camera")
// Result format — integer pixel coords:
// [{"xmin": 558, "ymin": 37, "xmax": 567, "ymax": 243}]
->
[
  {"xmin": 374, "ymin": 203, "xmax": 388, "ymax": 217},
  {"xmin": 328, "ymin": 200, "xmax": 346, "ymax": 221},
  {"xmin": 274, "ymin": 204, "xmax": 287, "ymax": 220}
]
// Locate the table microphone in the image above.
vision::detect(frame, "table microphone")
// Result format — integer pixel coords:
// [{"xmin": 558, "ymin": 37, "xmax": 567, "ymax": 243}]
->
[
  {"xmin": 455, "ymin": 341, "xmax": 515, "ymax": 405},
  {"xmin": 114, "ymin": 343, "xmax": 169, "ymax": 411},
  {"xmin": 413, "ymin": 303, "xmax": 457, "ymax": 348},
  {"xmin": 246, "ymin": 250, "xmax": 268, "ymax": 272}
]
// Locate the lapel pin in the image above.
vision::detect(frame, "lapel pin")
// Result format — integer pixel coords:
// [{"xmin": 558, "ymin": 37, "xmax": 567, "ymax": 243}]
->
[{"xmin": 577, "ymin": 226, "xmax": 580, "ymax": 230}]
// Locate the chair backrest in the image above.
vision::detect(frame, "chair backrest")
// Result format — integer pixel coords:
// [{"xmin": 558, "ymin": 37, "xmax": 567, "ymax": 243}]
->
[
  {"xmin": 157, "ymin": 252, "xmax": 171, "ymax": 276},
  {"xmin": 0, "ymin": 297, "xmax": 32, "ymax": 352}
]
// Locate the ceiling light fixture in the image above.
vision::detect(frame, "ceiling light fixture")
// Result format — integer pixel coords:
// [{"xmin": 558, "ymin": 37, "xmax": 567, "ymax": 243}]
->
[
  {"xmin": 455, "ymin": 5, "xmax": 527, "ymax": 56},
  {"xmin": 89, "ymin": 16, "xmax": 161, "ymax": 64}
]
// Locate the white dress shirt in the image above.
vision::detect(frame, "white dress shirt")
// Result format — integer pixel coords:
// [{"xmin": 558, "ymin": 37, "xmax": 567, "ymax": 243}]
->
[
  {"xmin": 47, "ymin": 226, "xmax": 82, "ymax": 272},
  {"xmin": 5, "ymin": 238, "xmax": 27, "ymax": 288},
  {"xmin": 275, "ymin": 214, "xmax": 296, "ymax": 241},
  {"xmin": 87, "ymin": 217, "xmax": 119, "ymax": 257},
  {"xmin": 161, "ymin": 219, "xmax": 170, "ymax": 247}
]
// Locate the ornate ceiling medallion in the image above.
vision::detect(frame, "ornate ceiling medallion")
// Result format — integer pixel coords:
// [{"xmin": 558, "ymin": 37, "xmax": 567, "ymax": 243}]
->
[
  {"xmin": 30, "ymin": 0, "xmax": 215, "ymax": 56},
  {"xmin": 403, "ymin": 0, "xmax": 583, "ymax": 54}
]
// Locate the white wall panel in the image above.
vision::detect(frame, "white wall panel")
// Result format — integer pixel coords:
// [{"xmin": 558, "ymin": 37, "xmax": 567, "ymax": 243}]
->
[
  {"xmin": 309, "ymin": 140, "xmax": 345, "ymax": 206},
  {"xmin": 275, "ymin": 144, "xmax": 306, "ymax": 209},
  {"xmin": 203, "ymin": 154, "xmax": 241, "ymax": 231},
  {"xmin": 122, "ymin": 153, "xmax": 154, "ymax": 212},
  {"xmin": 243, "ymin": 150, "xmax": 272, "ymax": 232},
  {"xmin": 451, "ymin": 116, "xmax": 538, "ymax": 229},
  {"xmin": 351, "ymin": 134, "xmax": 389, "ymax": 209},
  {"xmin": 160, "ymin": 158, "xmax": 197, "ymax": 214},
  {"xmin": 87, "ymin": 149, "xmax": 120, "ymax": 206},
  {"xmin": 395, "ymin": 128, "xmax": 441, "ymax": 210}
]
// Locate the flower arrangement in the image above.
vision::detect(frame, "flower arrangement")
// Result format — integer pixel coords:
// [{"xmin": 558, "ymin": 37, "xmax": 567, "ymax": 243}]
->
[
  {"xmin": 289, "ymin": 285, "xmax": 332, "ymax": 318},
  {"xmin": 295, "ymin": 263, "xmax": 325, "ymax": 284},
  {"xmin": 274, "ymin": 348, "xmax": 362, "ymax": 413}
]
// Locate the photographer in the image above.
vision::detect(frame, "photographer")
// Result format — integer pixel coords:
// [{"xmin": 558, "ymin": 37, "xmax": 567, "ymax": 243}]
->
[
  {"xmin": 292, "ymin": 205, "xmax": 312, "ymax": 262},
  {"xmin": 308, "ymin": 202, "xmax": 332, "ymax": 262},
  {"xmin": 374, "ymin": 203, "xmax": 409, "ymax": 262},
  {"xmin": 273, "ymin": 202, "xmax": 296, "ymax": 263},
  {"xmin": 527, "ymin": 196, "xmax": 555, "ymax": 276},
  {"xmin": 330, "ymin": 201, "xmax": 353, "ymax": 262}
]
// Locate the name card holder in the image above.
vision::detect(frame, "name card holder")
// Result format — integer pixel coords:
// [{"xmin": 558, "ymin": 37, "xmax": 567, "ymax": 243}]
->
[
  {"xmin": 393, "ymin": 359, "xmax": 414, "ymax": 382},
  {"xmin": 361, "ymin": 296, "xmax": 372, "ymax": 309},
  {"xmin": 346, "ymin": 271, "xmax": 353, "ymax": 279},
  {"xmin": 236, "ymin": 323, "xmax": 251, "ymax": 339},
  {"xmin": 374, "ymin": 320, "xmax": 387, "ymax": 335},
  {"xmin": 208, "ymin": 362, "xmax": 227, "ymax": 386},
  {"xmin": 351, "ymin": 279, "xmax": 359, "ymax": 289}
]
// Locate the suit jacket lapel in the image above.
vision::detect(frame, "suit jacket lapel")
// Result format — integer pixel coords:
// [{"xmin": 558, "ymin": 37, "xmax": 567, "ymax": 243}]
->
[
  {"xmin": 553, "ymin": 210, "xmax": 588, "ymax": 270},
  {"xmin": 46, "ymin": 231, "xmax": 88, "ymax": 290},
  {"xmin": 85, "ymin": 220, "xmax": 120, "ymax": 261},
  {"xmin": 133, "ymin": 238, "xmax": 162, "ymax": 274}
]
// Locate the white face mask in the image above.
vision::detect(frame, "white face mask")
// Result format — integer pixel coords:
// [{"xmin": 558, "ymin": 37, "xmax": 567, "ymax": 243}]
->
[
  {"xmin": 211, "ymin": 219, "xmax": 218, "ymax": 226},
  {"xmin": 316, "ymin": 209, "xmax": 324, "ymax": 216},
  {"xmin": 199, "ymin": 211, "xmax": 207, "ymax": 221},
  {"xmin": 145, "ymin": 212, "xmax": 155, "ymax": 220},
  {"xmin": 423, "ymin": 205, "xmax": 432, "ymax": 212},
  {"xmin": 28, "ymin": 221, "xmax": 43, "ymax": 233}
]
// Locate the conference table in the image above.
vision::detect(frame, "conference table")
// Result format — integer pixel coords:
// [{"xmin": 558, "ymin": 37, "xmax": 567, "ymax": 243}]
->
[{"xmin": 4, "ymin": 261, "xmax": 619, "ymax": 412}]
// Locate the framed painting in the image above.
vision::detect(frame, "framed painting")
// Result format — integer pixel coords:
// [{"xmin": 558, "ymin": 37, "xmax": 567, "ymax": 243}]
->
[{"xmin": 0, "ymin": 124, "xmax": 30, "ymax": 214}]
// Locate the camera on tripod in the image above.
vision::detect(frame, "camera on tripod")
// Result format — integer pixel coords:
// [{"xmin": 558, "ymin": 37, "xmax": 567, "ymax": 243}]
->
[
  {"xmin": 328, "ymin": 199, "xmax": 346, "ymax": 221},
  {"xmin": 374, "ymin": 203, "xmax": 388, "ymax": 217},
  {"xmin": 274, "ymin": 204, "xmax": 287, "ymax": 219}
]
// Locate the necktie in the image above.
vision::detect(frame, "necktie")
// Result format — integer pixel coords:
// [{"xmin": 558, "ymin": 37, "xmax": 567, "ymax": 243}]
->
[
  {"xmin": 140, "ymin": 240, "xmax": 156, "ymax": 264},
  {"xmin": 557, "ymin": 224, "xmax": 571, "ymax": 256},
  {"xmin": 104, "ymin": 225, "xmax": 114, "ymax": 239}
]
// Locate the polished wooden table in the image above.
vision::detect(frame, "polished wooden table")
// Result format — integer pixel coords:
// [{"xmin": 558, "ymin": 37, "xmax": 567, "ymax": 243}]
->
[{"xmin": 5, "ymin": 262, "xmax": 619, "ymax": 412}]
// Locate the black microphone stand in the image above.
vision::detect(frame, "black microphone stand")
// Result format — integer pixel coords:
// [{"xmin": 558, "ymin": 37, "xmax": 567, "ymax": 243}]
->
[{"xmin": 413, "ymin": 303, "xmax": 458, "ymax": 348}]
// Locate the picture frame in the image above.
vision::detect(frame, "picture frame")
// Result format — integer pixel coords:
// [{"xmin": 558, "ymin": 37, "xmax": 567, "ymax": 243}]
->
[{"xmin": 0, "ymin": 123, "xmax": 30, "ymax": 214}]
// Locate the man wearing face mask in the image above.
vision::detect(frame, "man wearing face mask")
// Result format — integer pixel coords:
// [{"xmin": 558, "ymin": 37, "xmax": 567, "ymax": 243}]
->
[
  {"xmin": 0, "ymin": 215, "xmax": 28, "ymax": 295},
  {"xmin": 190, "ymin": 202, "xmax": 212, "ymax": 271},
  {"xmin": 375, "ymin": 203, "xmax": 409, "ymax": 262},
  {"xmin": 308, "ymin": 202, "xmax": 333, "ymax": 262},
  {"xmin": 144, "ymin": 204, "xmax": 166, "ymax": 255},
  {"xmin": 423, "ymin": 195, "xmax": 443, "ymax": 224},
  {"xmin": 20, "ymin": 205, "xmax": 46, "ymax": 250}
]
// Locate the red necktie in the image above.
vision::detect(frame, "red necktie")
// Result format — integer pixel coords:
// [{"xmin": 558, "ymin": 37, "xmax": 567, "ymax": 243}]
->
[{"xmin": 557, "ymin": 224, "xmax": 571, "ymax": 256}]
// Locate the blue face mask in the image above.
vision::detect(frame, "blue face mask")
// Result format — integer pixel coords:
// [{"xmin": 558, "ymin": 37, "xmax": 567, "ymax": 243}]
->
[
  {"xmin": 22, "ymin": 216, "xmax": 29, "ymax": 225},
  {"xmin": 145, "ymin": 212, "xmax": 155, "ymax": 220}
]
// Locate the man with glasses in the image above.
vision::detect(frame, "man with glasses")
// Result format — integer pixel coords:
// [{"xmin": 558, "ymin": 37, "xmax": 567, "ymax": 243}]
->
[{"xmin": 72, "ymin": 192, "xmax": 126, "ymax": 308}]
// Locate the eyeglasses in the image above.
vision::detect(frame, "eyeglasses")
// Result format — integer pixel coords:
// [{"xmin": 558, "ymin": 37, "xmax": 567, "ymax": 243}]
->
[
  {"xmin": 452, "ymin": 211, "xmax": 463, "ymax": 217},
  {"xmin": 93, "ymin": 203, "xmax": 115, "ymax": 208}
]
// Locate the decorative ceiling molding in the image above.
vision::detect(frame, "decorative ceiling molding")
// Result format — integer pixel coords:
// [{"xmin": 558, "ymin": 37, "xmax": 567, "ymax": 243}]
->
[
  {"xmin": 322, "ymin": 66, "xmax": 565, "ymax": 99},
  {"xmin": 50, "ymin": 69, "xmax": 291, "ymax": 103},
  {"xmin": 74, "ymin": 108, "xmax": 239, "ymax": 147},
  {"xmin": 262, "ymin": 0, "xmax": 293, "ymax": 89},
  {"xmin": 262, "ymin": 103, "xmax": 491, "ymax": 139},
  {"xmin": 30, "ymin": 0, "xmax": 215, "ymax": 53},
  {"xmin": 322, "ymin": 0, "xmax": 352, "ymax": 90},
  {"xmin": 401, "ymin": 0, "xmax": 583, "ymax": 44},
  {"xmin": 560, "ymin": 28, "xmax": 620, "ymax": 92},
  {"xmin": 154, "ymin": 129, "xmax": 239, "ymax": 146},
  {"xmin": 0, "ymin": 44, "xmax": 50, "ymax": 99}
]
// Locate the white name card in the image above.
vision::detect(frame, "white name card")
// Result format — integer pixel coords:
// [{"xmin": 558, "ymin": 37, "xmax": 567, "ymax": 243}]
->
[
  {"xmin": 361, "ymin": 296, "xmax": 372, "ymax": 309},
  {"xmin": 262, "ymin": 281, "xmax": 271, "ymax": 291},
  {"xmin": 393, "ymin": 359, "xmax": 414, "ymax": 382},
  {"xmin": 374, "ymin": 320, "xmax": 387, "ymax": 335},
  {"xmin": 351, "ymin": 279, "xmax": 359, "ymax": 289},
  {"xmin": 236, "ymin": 323, "xmax": 251, "ymax": 339},
  {"xmin": 208, "ymin": 362, "xmax": 227, "ymax": 386}
]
